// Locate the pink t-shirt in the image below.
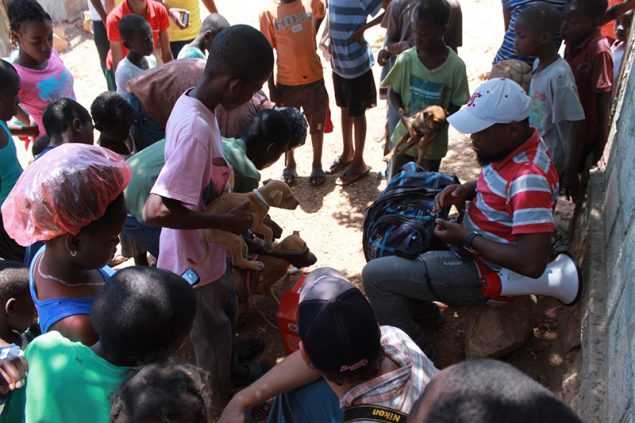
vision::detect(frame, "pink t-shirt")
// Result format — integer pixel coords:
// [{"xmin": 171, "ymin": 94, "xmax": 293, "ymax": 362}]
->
[
  {"xmin": 151, "ymin": 92, "xmax": 233, "ymax": 285},
  {"xmin": 13, "ymin": 51, "xmax": 76, "ymax": 137}
]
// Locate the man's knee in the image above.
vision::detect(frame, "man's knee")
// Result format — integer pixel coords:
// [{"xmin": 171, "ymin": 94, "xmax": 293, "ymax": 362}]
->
[{"xmin": 362, "ymin": 256, "xmax": 400, "ymax": 295}]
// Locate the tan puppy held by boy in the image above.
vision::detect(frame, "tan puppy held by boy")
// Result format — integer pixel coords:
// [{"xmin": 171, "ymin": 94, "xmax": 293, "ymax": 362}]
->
[
  {"xmin": 385, "ymin": 105, "xmax": 448, "ymax": 167},
  {"xmin": 198, "ymin": 180, "xmax": 299, "ymax": 271}
]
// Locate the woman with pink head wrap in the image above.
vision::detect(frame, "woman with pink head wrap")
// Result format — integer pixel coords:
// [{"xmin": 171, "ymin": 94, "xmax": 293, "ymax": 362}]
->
[{"xmin": 1, "ymin": 144, "xmax": 131, "ymax": 345}]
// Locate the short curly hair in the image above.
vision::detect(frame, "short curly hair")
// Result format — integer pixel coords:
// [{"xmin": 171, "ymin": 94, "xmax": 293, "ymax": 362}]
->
[{"xmin": 90, "ymin": 91, "xmax": 136, "ymax": 131}]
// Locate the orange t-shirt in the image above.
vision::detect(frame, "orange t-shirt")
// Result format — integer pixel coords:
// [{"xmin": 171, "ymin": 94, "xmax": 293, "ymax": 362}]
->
[{"xmin": 259, "ymin": 0, "xmax": 326, "ymax": 86}]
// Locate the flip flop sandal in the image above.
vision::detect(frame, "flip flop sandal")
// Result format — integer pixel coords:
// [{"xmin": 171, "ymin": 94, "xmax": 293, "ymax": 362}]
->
[
  {"xmin": 338, "ymin": 166, "xmax": 371, "ymax": 186},
  {"xmin": 282, "ymin": 167, "xmax": 298, "ymax": 186},
  {"xmin": 327, "ymin": 157, "xmax": 353, "ymax": 174},
  {"xmin": 310, "ymin": 168, "xmax": 327, "ymax": 186}
]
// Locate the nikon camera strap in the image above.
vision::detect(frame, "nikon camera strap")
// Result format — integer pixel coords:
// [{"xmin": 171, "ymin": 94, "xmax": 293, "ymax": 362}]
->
[{"xmin": 343, "ymin": 405, "xmax": 408, "ymax": 423}]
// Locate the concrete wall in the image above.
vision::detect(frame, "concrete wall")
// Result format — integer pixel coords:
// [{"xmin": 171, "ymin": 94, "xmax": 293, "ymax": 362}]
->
[
  {"xmin": 37, "ymin": 0, "xmax": 86, "ymax": 22},
  {"xmin": 572, "ymin": 23, "xmax": 635, "ymax": 423}
]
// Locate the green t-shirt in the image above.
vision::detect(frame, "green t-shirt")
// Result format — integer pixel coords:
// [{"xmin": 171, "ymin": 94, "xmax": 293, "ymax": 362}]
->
[
  {"xmin": 18, "ymin": 332, "xmax": 130, "ymax": 423},
  {"xmin": 381, "ymin": 47, "xmax": 469, "ymax": 160},
  {"xmin": 124, "ymin": 138, "xmax": 261, "ymax": 221}
]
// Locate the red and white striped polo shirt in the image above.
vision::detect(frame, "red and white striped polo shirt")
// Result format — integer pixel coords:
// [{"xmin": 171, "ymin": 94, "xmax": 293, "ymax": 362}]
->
[{"xmin": 464, "ymin": 129, "xmax": 559, "ymax": 297}]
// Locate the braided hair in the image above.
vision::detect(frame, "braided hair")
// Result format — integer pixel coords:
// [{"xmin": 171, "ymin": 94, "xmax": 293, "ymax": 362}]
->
[{"xmin": 7, "ymin": 0, "xmax": 51, "ymax": 33}]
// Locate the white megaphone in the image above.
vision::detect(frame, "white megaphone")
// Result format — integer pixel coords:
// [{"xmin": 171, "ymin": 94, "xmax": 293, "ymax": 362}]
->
[{"xmin": 498, "ymin": 254, "xmax": 581, "ymax": 305}]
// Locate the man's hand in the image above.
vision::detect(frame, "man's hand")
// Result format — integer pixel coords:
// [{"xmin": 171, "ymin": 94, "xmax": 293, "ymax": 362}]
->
[
  {"xmin": 434, "ymin": 218, "xmax": 469, "ymax": 246},
  {"xmin": 218, "ymin": 396, "xmax": 248, "ymax": 423},
  {"xmin": 377, "ymin": 48, "xmax": 392, "ymax": 66},
  {"xmin": 434, "ymin": 182, "xmax": 475, "ymax": 211},
  {"xmin": 0, "ymin": 356, "xmax": 27, "ymax": 395},
  {"xmin": 222, "ymin": 202, "xmax": 253, "ymax": 235}
]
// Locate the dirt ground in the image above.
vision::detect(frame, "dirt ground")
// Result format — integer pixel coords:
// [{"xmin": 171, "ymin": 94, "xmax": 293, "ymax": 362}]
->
[{"xmin": 19, "ymin": 0, "xmax": 581, "ymax": 407}]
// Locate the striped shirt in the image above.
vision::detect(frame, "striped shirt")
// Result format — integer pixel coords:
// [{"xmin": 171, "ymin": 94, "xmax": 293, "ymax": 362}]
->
[
  {"xmin": 339, "ymin": 326, "xmax": 438, "ymax": 418},
  {"xmin": 328, "ymin": 0, "xmax": 383, "ymax": 78},
  {"xmin": 494, "ymin": 0, "xmax": 570, "ymax": 64},
  {"xmin": 465, "ymin": 129, "xmax": 559, "ymax": 272}
]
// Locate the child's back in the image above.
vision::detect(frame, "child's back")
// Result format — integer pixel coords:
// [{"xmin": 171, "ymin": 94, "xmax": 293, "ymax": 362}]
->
[{"xmin": 260, "ymin": 0, "xmax": 325, "ymax": 87}]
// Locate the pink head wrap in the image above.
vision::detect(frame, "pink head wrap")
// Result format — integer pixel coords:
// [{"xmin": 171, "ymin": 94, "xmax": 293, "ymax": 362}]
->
[{"xmin": 1, "ymin": 144, "xmax": 131, "ymax": 246}]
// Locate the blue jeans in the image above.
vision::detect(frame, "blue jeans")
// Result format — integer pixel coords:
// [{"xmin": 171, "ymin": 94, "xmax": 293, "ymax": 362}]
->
[
  {"xmin": 268, "ymin": 380, "xmax": 342, "ymax": 423},
  {"xmin": 121, "ymin": 215, "xmax": 160, "ymax": 257},
  {"xmin": 123, "ymin": 93, "xmax": 165, "ymax": 151}
]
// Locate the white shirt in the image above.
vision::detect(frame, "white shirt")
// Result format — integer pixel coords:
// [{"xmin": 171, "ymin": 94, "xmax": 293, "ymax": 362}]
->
[{"xmin": 115, "ymin": 56, "xmax": 156, "ymax": 94}]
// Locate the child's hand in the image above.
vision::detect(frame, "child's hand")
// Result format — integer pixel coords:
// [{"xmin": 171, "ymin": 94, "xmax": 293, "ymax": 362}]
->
[
  {"xmin": 350, "ymin": 27, "xmax": 366, "ymax": 44},
  {"xmin": 377, "ymin": 49, "xmax": 392, "ymax": 66},
  {"xmin": 168, "ymin": 8, "xmax": 189, "ymax": 29},
  {"xmin": 434, "ymin": 218, "xmax": 469, "ymax": 246},
  {"xmin": 0, "ymin": 356, "xmax": 28, "ymax": 395}
]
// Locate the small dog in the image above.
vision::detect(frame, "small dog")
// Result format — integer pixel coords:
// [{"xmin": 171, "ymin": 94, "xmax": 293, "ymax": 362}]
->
[
  {"xmin": 198, "ymin": 180, "xmax": 299, "ymax": 271},
  {"xmin": 489, "ymin": 59, "xmax": 532, "ymax": 92},
  {"xmin": 384, "ymin": 105, "xmax": 448, "ymax": 167}
]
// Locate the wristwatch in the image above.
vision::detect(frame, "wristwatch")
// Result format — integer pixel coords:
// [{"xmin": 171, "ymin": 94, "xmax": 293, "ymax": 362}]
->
[{"xmin": 463, "ymin": 231, "xmax": 481, "ymax": 253}]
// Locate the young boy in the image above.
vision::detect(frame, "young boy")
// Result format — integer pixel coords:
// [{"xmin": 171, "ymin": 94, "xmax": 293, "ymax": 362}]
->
[
  {"xmin": 611, "ymin": 10, "xmax": 632, "ymax": 79},
  {"xmin": 328, "ymin": 0, "xmax": 385, "ymax": 185},
  {"xmin": 91, "ymin": 91, "xmax": 136, "ymax": 156},
  {"xmin": 177, "ymin": 13, "xmax": 230, "ymax": 60},
  {"xmin": 106, "ymin": 0, "xmax": 172, "ymax": 76},
  {"xmin": 110, "ymin": 364, "xmax": 209, "ymax": 423},
  {"xmin": 36, "ymin": 98, "xmax": 94, "ymax": 157},
  {"xmin": 143, "ymin": 25, "xmax": 274, "ymax": 410},
  {"xmin": 115, "ymin": 14, "xmax": 156, "ymax": 95},
  {"xmin": 0, "ymin": 265, "xmax": 36, "ymax": 347},
  {"xmin": 382, "ymin": 0, "xmax": 469, "ymax": 174},
  {"xmin": 219, "ymin": 268, "xmax": 439, "ymax": 422},
  {"xmin": 515, "ymin": 3, "xmax": 585, "ymax": 180},
  {"xmin": 563, "ymin": 0, "xmax": 613, "ymax": 172},
  {"xmin": 260, "ymin": 0, "xmax": 329, "ymax": 186},
  {"xmin": 12, "ymin": 266, "xmax": 197, "ymax": 423}
]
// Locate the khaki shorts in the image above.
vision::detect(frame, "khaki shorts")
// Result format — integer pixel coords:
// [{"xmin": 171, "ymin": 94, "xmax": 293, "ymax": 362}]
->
[{"xmin": 275, "ymin": 80, "xmax": 329, "ymax": 134}]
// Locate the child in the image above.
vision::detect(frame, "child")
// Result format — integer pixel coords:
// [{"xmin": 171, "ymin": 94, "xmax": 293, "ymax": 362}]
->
[
  {"xmin": 34, "ymin": 98, "xmax": 94, "ymax": 157},
  {"xmin": 143, "ymin": 25, "xmax": 274, "ymax": 410},
  {"xmin": 91, "ymin": 91, "xmax": 136, "ymax": 156},
  {"xmin": 106, "ymin": 0, "xmax": 172, "ymax": 77},
  {"xmin": 16, "ymin": 266, "xmax": 197, "ymax": 423},
  {"xmin": 115, "ymin": 14, "xmax": 156, "ymax": 95},
  {"xmin": 0, "ymin": 266, "xmax": 36, "ymax": 347},
  {"xmin": 260, "ymin": 0, "xmax": 329, "ymax": 186},
  {"xmin": 0, "ymin": 60, "xmax": 25, "ymax": 263},
  {"xmin": 1, "ymin": 144, "xmax": 130, "ymax": 346},
  {"xmin": 563, "ymin": 0, "xmax": 613, "ymax": 172},
  {"xmin": 177, "ymin": 13, "xmax": 230, "ymax": 60},
  {"xmin": 8, "ymin": 0, "xmax": 76, "ymax": 139},
  {"xmin": 111, "ymin": 364, "xmax": 209, "ymax": 423},
  {"xmin": 327, "ymin": 0, "xmax": 385, "ymax": 185},
  {"xmin": 515, "ymin": 3, "xmax": 585, "ymax": 179},
  {"xmin": 382, "ymin": 0, "xmax": 469, "ymax": 174},
  {"xmin": 611, "ymin": 10, "xmax": 632, "ymax": 80}
]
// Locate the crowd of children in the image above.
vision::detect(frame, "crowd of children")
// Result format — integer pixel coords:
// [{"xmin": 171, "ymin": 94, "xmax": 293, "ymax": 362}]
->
[{"xmin": 0, "ymin": 0, "xmax": 633, "ymax": 421}]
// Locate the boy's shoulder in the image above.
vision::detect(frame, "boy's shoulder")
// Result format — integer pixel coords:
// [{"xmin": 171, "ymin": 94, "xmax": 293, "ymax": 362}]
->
[{"xmin": 25, "ymin": 332, "xmax": 85, "ymax": 370}]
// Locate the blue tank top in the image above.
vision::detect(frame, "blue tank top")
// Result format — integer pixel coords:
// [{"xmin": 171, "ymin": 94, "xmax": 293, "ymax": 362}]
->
[
  {"xmin": 29, "ymin": 247, "xmax": 116, "ymax": 333},
  {"xmin": 0, "ymin": 121, "xmax": 23, "ymax": 205}
]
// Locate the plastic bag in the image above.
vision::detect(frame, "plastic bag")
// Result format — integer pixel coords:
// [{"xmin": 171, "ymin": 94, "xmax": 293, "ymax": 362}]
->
[{"xmin": 1, "ymin": 144, "xmax": 131, "ymax": 246}]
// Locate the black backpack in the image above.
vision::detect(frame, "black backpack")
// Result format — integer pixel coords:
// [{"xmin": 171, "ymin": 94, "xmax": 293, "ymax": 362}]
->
[{"xmin": 363, "ymin": 162, "xmax": 459, "ymax": 262}]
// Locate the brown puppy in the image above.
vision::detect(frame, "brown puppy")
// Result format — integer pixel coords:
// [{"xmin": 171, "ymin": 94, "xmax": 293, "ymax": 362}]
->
[
  {"xmin": 198, "ymin": 180, "xmax": 299, "ymax": 270},
  {"xmin": 385, "ymin": 105, "xmax": 448, "ymax": 167}
]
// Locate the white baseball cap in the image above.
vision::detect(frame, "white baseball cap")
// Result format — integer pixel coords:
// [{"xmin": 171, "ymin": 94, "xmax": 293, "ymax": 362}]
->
[{"xmin": 448, "ymin": 78, "xmax": 532, "ymax": 134}]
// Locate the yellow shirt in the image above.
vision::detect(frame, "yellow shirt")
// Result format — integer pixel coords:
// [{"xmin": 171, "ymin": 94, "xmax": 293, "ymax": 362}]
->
[{"xmin": 166, "ymin": 0, "xmax": 201, "ymax": 42}]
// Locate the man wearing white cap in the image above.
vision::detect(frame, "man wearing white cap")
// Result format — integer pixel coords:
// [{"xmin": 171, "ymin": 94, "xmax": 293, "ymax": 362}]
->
[{"xmin": 363, "ymin": 78, "xmax": 581, "ymax": 356}]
